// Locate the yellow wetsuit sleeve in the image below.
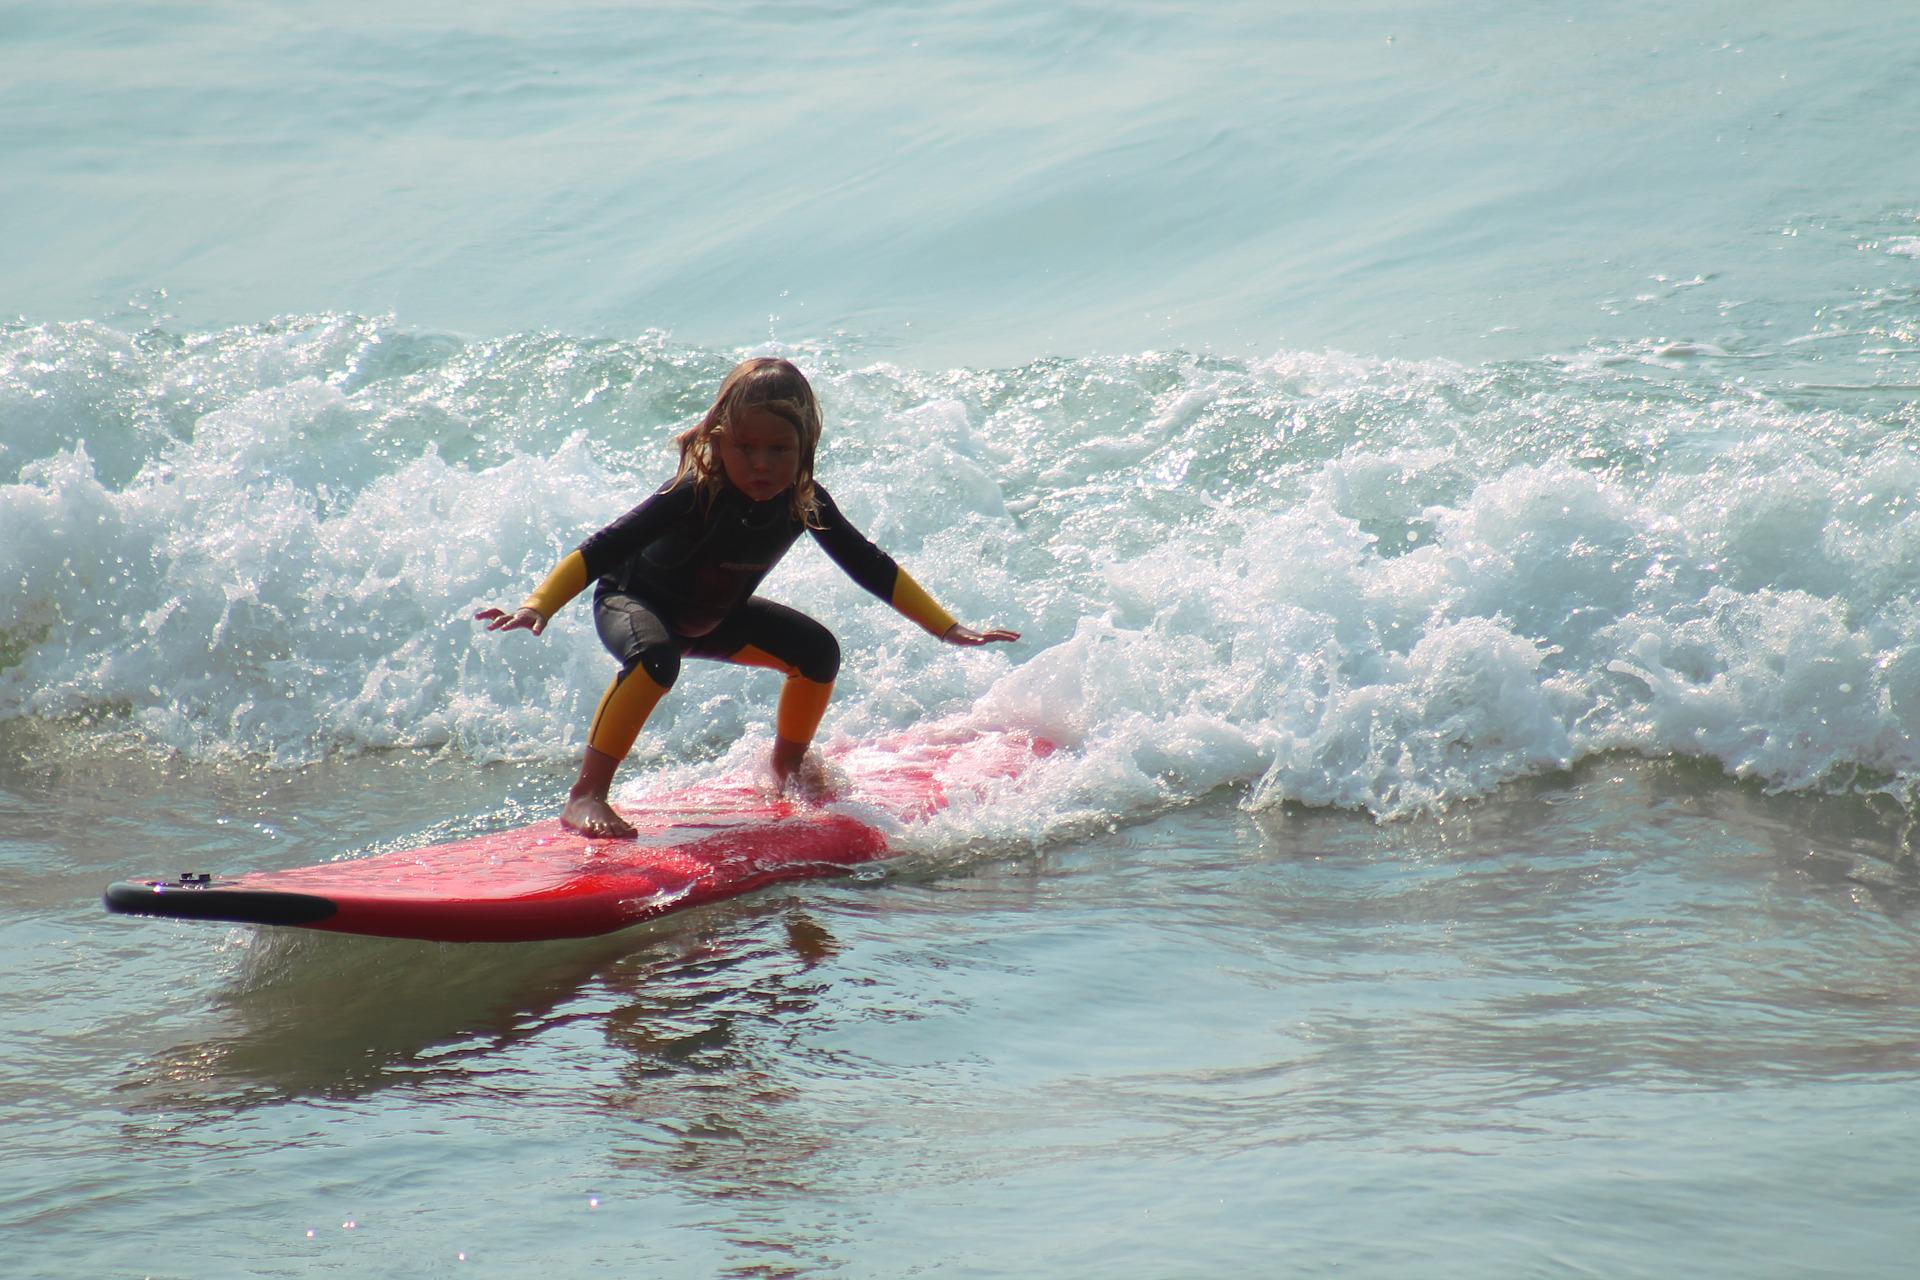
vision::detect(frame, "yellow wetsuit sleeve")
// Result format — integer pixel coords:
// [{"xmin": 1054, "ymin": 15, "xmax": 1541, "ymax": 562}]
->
[
  {"xmin": 521, "ymin": 549, "xmax": 590, "ymax": 619},
  {"xmin": 890, "ymin": 568, "xmax": 957, "ymax": 639}
]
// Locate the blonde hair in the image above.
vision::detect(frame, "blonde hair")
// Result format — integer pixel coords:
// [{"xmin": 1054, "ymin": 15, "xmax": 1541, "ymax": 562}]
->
[{"xmin": 673, "ymin": 357, "xmax": 824, "ymax": 525}]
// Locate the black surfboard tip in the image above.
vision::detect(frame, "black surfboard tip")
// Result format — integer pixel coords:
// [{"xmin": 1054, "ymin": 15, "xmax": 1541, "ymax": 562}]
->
[{"xmin": 103, "ymin": 878, "xmax": 339, "ymax": 927}]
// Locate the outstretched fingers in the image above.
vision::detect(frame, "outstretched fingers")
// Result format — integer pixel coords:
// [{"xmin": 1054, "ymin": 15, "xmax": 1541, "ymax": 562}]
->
[
  {"xmin": 942, "ymin": 623, "xmax": 1021, "ymax": 646},
  {"xmin": 474, "ymin": 606, "xmax": 549, "ymax": 637},
  {"xmin": 474, "ymin": 606, "xmax": 546, "ymax": 635}
]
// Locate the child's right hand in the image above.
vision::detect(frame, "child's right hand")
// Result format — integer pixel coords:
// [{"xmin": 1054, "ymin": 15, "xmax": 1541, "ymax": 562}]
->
[{"xmin": 474, "ymin": 606, "xmax": 548, "ymax": 636}]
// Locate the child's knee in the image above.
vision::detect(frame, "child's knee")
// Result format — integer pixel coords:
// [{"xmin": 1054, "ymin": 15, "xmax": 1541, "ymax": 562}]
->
[
  {"xmin": 799, "ymin": 631, "xmax": 839, "ymax": 684},
  {"xmin": 633, "ymin": 644, "xmax": 681, "ymax": 690}
]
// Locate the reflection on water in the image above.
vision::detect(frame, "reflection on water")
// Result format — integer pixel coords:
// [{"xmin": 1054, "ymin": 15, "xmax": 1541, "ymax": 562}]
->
[
  {"xmin": 120, "ymin": 903, "xmax": 848, "ymax": 1118},
  {"xmin": 108, "ymin": 896, "xmax": 910, "ymax": 1274},
  {"xmin": 11, "ymin": 751, "xmax": 1920, "ymax": 1276}
]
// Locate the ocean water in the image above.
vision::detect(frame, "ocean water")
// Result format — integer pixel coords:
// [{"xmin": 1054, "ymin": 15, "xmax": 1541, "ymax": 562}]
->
[{"xmin": 6, "ymin": 1, "xmax": 1920, "ymax": 1275}]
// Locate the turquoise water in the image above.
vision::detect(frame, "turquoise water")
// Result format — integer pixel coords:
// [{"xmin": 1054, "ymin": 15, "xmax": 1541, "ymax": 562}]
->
[{"xmin": 7, "ymin": 2, "xmax": 1920, "ymax": 1275}]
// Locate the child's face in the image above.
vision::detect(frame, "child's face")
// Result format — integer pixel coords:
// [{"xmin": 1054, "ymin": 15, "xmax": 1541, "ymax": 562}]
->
[{"xmin": 717, "ymin": 406, "xmax": 802, "ymax": 502}]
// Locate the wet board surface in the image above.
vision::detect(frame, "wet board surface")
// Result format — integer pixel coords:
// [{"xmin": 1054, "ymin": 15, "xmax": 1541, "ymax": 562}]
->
[{"xmin": 103, "ymin": 729, "xmax": 1052, "ymax": 943}]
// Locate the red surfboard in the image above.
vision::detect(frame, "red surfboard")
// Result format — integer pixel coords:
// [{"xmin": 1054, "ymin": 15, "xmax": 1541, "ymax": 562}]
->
[{"xmin": 104, "ymin": 728, "xmax": 1052, "ymax": 943}]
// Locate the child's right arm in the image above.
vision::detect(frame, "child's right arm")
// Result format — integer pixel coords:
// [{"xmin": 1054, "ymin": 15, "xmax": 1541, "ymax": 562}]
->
[
  {"xmin": 473, "ymin": 550, "xmax": 587, "ymax": 635},
  {"xmin": 473, "ymin": 481, "xmax": 695, "ymax": 636}
]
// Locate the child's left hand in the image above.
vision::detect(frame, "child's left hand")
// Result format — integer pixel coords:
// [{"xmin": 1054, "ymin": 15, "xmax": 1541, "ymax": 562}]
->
[{"xmin": 942, "ymin": 622, "xmax": 1020, "ymax": 646}]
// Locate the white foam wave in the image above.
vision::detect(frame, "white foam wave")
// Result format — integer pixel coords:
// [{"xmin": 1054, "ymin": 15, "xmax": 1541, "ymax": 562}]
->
[{"xmin": 4, "ymin": 318, "xmax": 1918, "ymax": 826}]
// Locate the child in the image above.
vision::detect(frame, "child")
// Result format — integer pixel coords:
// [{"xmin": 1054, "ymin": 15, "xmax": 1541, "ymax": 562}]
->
[{"xmin": 476, "ymin": 357, "xmax": 1019, "ymax": 838}]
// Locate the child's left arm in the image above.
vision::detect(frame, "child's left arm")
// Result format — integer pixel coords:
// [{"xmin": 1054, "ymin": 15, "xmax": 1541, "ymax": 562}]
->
[{"xmin": 809, "ymin": 487, "xmax": 1019, "ymax": 647}]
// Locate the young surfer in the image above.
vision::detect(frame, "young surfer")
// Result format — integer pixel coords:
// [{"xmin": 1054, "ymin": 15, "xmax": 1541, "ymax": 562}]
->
[{"xmin": 476, "ymin": 357, "xmax": 1019, "ymax": 838}]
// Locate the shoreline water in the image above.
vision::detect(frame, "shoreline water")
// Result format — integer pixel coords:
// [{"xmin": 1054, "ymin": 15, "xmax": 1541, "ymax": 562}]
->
[{"xmin": 9, "ymin": 746, "xmax": 1918, "ymax": 1277}]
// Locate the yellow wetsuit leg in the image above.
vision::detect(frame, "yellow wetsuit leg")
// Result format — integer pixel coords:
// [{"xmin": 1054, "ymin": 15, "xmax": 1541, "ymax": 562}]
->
[
  {"xmin": 586, "ymin": 665, "xmax": 670, "ymax": 760},
  {"xmin": 729, "ymin": 644, "xmax": 835, "ymax": 745}
]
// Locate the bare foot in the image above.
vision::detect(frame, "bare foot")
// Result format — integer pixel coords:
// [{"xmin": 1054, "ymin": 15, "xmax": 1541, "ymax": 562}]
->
[
  {"xmin": 561, "ymin": 793, "xmax": 636, "ymax": 839},
  {"xmin": 769, "ymin": 745, "xmax": 843, "ymax": 803}
]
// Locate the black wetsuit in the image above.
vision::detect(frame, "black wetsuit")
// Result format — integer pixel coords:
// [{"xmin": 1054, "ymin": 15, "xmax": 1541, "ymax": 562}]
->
[
  {"xmin": 521, "ymin": 477, "xmax": 955, "ymax": 757},
  {"xmin": 575, "ymin": 479, "xmax": 912, "ymax": 686}
]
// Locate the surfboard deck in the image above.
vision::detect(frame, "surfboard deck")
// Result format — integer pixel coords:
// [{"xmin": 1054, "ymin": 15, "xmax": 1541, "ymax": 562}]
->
[{"xmin": 103, "ymin": 728, "xmax": 1051, "ymax": 943}]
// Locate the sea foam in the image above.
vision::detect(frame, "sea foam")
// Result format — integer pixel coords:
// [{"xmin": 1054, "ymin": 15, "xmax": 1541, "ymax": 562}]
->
[{"xmin": 4, "ymin": 316, "xmax": 1917, "ymax": 827}]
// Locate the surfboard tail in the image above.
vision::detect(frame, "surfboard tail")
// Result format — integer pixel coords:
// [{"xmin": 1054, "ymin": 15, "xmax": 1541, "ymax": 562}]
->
[{"xmin": 104, "ymin": 878, "xmax": 341, "ymax": 928}]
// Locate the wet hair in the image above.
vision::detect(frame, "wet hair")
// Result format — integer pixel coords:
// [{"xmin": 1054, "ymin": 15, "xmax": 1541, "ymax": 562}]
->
[{"xmin": 674, "ymin": 357, "xmax": 824, "ymax": 525}]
